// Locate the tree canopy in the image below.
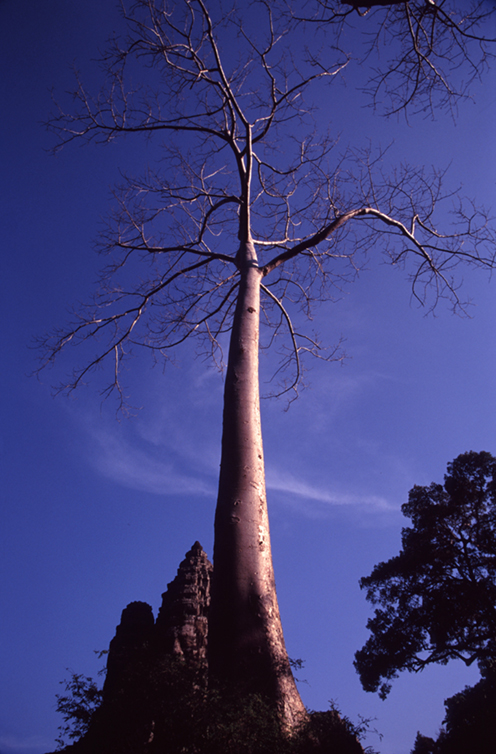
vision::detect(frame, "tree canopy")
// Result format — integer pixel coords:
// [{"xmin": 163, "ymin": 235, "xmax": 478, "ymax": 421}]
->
[
  {"xmin": 355, "ymin": 451, "xmax": 496, "ymax": 699},
  {"xmin": 40, "ymin": 0, "xmax": 496, "ymax": 407}
]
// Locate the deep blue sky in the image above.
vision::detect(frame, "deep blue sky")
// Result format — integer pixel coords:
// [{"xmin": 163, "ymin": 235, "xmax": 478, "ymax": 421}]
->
[{"xmin": 1, "ymin": 2, "xmax": 495, "ymax": 753}]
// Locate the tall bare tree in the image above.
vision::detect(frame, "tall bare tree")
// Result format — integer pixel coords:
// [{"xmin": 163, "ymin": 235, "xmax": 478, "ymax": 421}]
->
[{"xmin": 41, "ymin": 0, "xmax": 495, "ymax": 728}]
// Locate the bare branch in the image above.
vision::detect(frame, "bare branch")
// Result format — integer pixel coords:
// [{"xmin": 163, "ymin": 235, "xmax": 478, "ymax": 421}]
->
[
  {"xmin": 40, "ymin": 0, "xmax": 496, "ymax": 405},
  {"xmin": 260, "ymin": 283, "xmax": 301, "ymax": 398},
  {"xmin": 295, "ymin": 0, "xmax": 496, "ymax": 116}
]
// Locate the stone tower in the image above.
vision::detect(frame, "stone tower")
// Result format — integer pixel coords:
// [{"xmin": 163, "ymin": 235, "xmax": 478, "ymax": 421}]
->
[
  {"xmin": 155, "ymin": 541, "xmax": 212, "ymax": 667},
  {"xmin": 61, "ymin": 543, "xmax": 213, "ymax": 754}
]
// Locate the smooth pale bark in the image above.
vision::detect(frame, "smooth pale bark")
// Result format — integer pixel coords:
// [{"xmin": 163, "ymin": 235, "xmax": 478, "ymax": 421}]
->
[{"xmin": 209, "ymin": 239, "xmax": 307, "ymax": 727}]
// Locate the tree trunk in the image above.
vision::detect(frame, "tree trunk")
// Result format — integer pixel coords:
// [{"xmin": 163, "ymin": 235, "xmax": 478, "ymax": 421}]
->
[{"xmin": 208, "ymin": 238, "xmax": 307, "ymax": 728}]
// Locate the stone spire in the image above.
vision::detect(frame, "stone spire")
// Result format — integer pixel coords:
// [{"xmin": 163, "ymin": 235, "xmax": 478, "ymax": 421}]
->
[
  {"xmin": 155, "ymin": 541, "xmax": 213, "ymax": 667},
  {"xmin": 103, "ymin": 601, "xmax": 155, "ymax": 699},
  {"xmin": 59, "ymin": 545, "xmax": 213, "ymax": 754}
]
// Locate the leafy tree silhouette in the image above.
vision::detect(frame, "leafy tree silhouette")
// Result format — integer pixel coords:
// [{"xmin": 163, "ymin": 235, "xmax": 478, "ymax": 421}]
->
[{"xmin": 356, "ymin": 451, "xmax": 496, "ymax": 698}]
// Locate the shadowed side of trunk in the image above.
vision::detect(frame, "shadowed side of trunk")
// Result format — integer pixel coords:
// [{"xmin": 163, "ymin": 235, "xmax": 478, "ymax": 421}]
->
[{"xmin": 208, "ymin": 239, "xmax": 306, "ymax": 728}]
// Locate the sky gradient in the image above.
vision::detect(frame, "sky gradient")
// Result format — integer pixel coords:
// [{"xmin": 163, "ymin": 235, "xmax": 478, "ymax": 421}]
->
[{"xmin": 1, "ymin": 2, "xmax": 495, "ymax": 753}]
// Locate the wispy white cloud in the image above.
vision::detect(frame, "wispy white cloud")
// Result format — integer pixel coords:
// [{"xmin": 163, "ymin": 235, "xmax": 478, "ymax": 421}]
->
[
  {"xmin": 66, "ymin": 369, "xmax": 401, "ymax": 515},
  {"xmin": 85, "ymin": 418, "xmax": 396, "ymax": 514},
  {"xmin": 87, "ymin": 427, "xmax": 215, "ymax": 497},
  {"xmin": 266, "ymin": 467, "xmax": 397, "ymax": 513}
]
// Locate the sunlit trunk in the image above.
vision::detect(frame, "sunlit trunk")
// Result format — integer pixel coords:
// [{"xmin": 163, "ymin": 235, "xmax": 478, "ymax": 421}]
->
[{"xmin": 208, "ymin": 239, "xmax": 307, "ymax": 728}]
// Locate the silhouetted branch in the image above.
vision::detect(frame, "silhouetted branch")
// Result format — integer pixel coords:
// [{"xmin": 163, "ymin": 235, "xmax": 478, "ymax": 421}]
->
[
  {"xmin": 39, "ymin": 0, "xmax": 496, "ymax": 407},
  {"xmin": 293, "ymin": 0, "xmax": 496, "ymax": 115}
]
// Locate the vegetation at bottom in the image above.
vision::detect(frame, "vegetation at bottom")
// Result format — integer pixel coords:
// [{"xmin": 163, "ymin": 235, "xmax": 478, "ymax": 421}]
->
[
  {"xmin": 55, "ymin": 672, "xmax": 103, "ymax": 749},
  {"xmin": 411, "ymin": 662, "xmax": 496, "ymax": 754},
  {"xmin": 52, "ymin": 657, "xmax": 376, "ymax": 754}
]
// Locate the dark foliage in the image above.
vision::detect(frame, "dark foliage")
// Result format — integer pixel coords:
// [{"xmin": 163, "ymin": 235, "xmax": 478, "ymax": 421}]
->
[
  {"xmin": 411, "ymin": 732, "xmax": 437, "ymax": 754},
  {"xmin": 355, "ymin": 451, "xmax": 496, "ymax": 698},
  {"xmin": 410, "ymin": 663, "xmax": 496, "ymax": 754},
  {"xmin": 55, "ymin": 673, "xmax": 103, "ymax": 749},
  {"xmin": 436, "ymin": 662, "xmax": 496, "ymax": 754},
  {"xmin": 50, "ymin": 655, "xmax": 369, "ymax": 754}
]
